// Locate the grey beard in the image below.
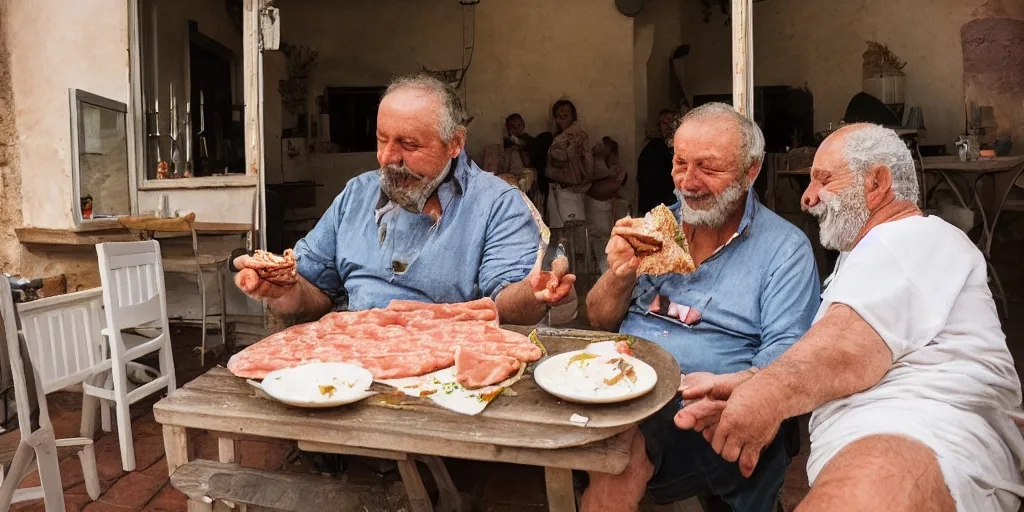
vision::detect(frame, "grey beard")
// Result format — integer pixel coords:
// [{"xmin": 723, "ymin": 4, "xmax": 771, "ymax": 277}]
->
[
  {"xmin": 675, "ymin": 179, "xmax": 747, "ymax": 229},
  {"xmin": 379, "ymin": 159, "xmax": 452, "ymax": 214},
  {"xmin": 807, "ymin": 177, "xmax": 870, "ymax": 251}
]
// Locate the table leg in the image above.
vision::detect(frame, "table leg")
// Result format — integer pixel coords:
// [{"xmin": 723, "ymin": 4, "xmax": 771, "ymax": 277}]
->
[
  {"xmin": 544, "ymin": 467, "xmax": 577, "ymax": 512},
  {"xmin": 417, "ymin": 455, "xmax": 464, "ymax": 512},
  {"xmin": 397, "ymin": 459, "xmax": 433, "ymax": 512},
  {"xmin": 215, "ymin": 437, "xmax": 246, "ymax": 512},
  {"xmin": 163, "ymin": 425, "xmax": 213, "ymax": 512}
]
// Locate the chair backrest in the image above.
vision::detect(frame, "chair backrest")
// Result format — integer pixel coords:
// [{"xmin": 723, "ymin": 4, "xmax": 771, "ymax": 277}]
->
[
  {"xmin": 95, "ymin": 241, "xmax": 170, "ymax": 332},
  {"xmin": 15, "ymin": 288, "xmax": 106, "ymax": 395}
]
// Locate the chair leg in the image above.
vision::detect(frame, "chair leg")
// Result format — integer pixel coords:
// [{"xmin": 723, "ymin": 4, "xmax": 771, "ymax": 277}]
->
[
  {"xmin": 78, "ymin": 442, "xmax": 101, "ymax": 500},
  {"xmin": 111, "ymin": 358, "xmax": 137, "ymax": 472},
  {"xmin": 81, "ymin": 391, "xmax": 99, "ymax": 439},
  {"xmin": 219, "ymin": 264, "xmax": 229, "ymax": 353},
  {"xmin": 27, "ymin": 428, "xmax": 65, "ymax": 512},
  {"xmin": 0, "ymin": 441, "xmax": 36, "ymax": 510},
  {"xmin": 100, "ymin": 400, "xmax": 112, "ymax": 433},
  {"xmin": 161, "ymin": 332, "xmax": 177, "ymax": 394}
]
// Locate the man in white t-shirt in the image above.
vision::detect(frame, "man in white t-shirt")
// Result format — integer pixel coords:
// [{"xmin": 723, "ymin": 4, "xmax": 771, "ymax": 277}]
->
[{"xmin": 673, "ymin": 123, "xmax": 1024, "ymax": 511}]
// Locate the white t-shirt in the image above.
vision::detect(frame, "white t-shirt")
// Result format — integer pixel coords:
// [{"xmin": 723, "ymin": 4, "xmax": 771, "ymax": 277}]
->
[{"xmin": 807, "ymin": 216, "xmax": 1024, "ymax": 511}]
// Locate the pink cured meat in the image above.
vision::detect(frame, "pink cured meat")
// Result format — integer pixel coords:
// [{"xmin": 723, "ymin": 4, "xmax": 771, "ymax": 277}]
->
[
  {"xmin": 454, "ymin": 346, "xmax": 521, "ymax": 389},
  {"xmin": 226, "ymin": 298, "xmax": 539, "ymax": 387}
]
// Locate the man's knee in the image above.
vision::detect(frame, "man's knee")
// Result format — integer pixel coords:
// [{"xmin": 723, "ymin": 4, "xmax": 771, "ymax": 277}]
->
[{"xmin": 798, "ymin": 434, "xmax": 955, "ymax": 512}]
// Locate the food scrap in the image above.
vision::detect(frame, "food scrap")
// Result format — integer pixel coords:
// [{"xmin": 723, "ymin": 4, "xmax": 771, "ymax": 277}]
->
[
  {"xmin": 567, "ymin": 352, "xmax": 599, "ymax": 368},
  {"xmin": 569, "ymin": 413, "xmax": 590, "ymax": 427},
  {"xmin": 317, "ymin": 384, "xmax": 337, "ymax": 398}
]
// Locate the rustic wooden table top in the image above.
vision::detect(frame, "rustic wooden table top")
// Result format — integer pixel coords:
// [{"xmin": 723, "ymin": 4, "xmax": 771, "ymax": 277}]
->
[{"xmin": 153, "ymin": 327, "xmax": 679, "ymax": 469}]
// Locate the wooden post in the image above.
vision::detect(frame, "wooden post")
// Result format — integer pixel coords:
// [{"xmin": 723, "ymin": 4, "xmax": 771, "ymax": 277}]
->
[
  {"xmin": 242, "ymin": 0, "xmax": 267, "ymax": 250},
  {"xmin": 731, "ymin": 0, "xmax": 754, "ymax": 118}
]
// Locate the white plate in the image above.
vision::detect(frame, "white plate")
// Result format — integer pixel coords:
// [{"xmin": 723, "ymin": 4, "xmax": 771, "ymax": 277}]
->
[
  {"xmin": 533, "ymin": 348, "xmax": 657, "ymax": 404},
  {"xmin": 256, "ymin": 362, "xmax": 376, "ymax": 408}
]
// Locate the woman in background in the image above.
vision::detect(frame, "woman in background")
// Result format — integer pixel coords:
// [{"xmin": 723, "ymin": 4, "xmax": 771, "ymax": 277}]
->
[{"xmin": 545, "ymin": 99, "xmax": 595, "ymax": 229}]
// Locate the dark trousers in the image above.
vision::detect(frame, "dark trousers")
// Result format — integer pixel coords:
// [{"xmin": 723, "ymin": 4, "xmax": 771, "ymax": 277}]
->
[{"xmin": 640, "ymin": 398, "xmax": 793, "ymax": 512}]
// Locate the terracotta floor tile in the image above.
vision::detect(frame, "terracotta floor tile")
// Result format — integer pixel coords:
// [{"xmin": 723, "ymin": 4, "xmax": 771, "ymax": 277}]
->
[
  {"xmin": 141, "ymin": 483, "xmax": 188, "ymax": 512},
  {"xmin": 97, "ymin": 472, "xmax": 164, "ymax": 509},
  {"xmin": 82, "ymin": 502, "xmax": 135, "ymax": 512}
]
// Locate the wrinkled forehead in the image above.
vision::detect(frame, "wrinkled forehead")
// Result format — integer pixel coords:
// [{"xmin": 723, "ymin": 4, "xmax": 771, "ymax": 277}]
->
[
  {"xmin": 378, "ymin": 89, "xmax": 441, "ymax": 135},
  {"xmin": 811, "ymin": 132, "xmax": 854, "ymax": 178},
  {"xmin": 673, "ymin": 117, "xmax": 742, "ymax": 159}
]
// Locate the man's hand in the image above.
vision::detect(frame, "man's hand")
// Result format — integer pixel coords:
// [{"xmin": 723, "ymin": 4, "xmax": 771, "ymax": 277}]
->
[
  {"xmin": 232, "ymin": 254, "xmax": 298, "ymax": 301},
  {"xmin": 606, "ymin": 217, "xmax": 644, "ymax": 279},
  {"xmin": 528, "ymin": 254, "xmax": 576, "ymax": 305},
  {"xmin": 674, "ymin": 370, "xmax": 758, "ymax": 441},
  {"xmin": 707, "ymin": 382, "xmax": 783, "ymax": 478}
]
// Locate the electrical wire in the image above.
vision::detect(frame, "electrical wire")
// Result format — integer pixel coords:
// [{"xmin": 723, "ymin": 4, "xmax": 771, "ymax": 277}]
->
[{"xmin": 455, "ymin": 2, "xmax": 476, "ymax": 110}]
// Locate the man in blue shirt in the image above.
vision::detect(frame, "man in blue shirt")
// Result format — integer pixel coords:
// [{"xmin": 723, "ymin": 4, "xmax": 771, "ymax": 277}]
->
[
  {"xmin": 583, "ymin": 103, "xmax": 820, "ymax": 511},
  {"xmin": 234, "ymin": 74, "xmax": 573, "ymax": 325}
]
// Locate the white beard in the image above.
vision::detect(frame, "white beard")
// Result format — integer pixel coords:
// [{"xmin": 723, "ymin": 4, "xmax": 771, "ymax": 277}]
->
[
  {"xmin": 807, "ymin": 178, "xmax": 870, "ymax": 251},
  {"xmin": 379, "ymin": 159, "xmax": 452, "ymax": 214},
  {"xmin": 675, "ymin": 179, "xmax": 748, "ymax": 229}
]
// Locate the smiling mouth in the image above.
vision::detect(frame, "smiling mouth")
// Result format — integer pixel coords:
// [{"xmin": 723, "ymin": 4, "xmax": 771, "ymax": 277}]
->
[{"xmin": 683, "ymin": 195, "xmax": 715, "ymax": 209}]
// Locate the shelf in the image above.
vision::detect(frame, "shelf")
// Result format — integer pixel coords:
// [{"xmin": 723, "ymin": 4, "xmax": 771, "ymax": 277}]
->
[
  {"xmin": 16, "ymin": 222, "xmax": 252, "ymax": 246},
  {"xmin": 138, "ymin": 175, "xmax": 258, "ymax": 190},
  {"xmin": 16, "ymin": 228, "xmax": 139, "ymax": 246}
]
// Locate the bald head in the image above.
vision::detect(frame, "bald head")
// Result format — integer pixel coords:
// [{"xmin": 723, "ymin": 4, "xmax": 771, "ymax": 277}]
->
[{"xmin": 382, "ymin": 74, "xmax": 467, "ymax": 144}]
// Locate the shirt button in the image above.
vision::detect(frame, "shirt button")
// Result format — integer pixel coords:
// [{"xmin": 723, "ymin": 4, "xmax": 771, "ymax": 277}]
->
[{"xmin": 662, "ymin": 331, "xmax": 669, "ymax": 337}]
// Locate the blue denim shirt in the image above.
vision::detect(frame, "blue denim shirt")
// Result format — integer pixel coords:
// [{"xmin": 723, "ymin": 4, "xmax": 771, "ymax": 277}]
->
[
  {"xmin": 294, "ymin": 152, "xmax": 539, "ymax": 311},
  {"xmin": 620, "ymin": 188, "xmax": 820, "ymax": 375}
]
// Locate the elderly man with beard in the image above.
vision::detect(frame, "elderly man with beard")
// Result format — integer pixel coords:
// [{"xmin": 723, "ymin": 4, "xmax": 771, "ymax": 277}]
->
[
  {"xmin": 234, "ymin": 73, "xmax": 574, "ymax": 325},
  {"xmin": 581, "ymin": 103, "xmax": 820, "ymax": 511},
  {"xmin": 676, "ymin": 124, "xmax": 1024, "ymax": 511}
]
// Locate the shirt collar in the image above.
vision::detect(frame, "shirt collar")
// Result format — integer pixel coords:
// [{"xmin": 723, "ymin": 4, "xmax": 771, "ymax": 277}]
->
[{"xmin": 737, "ymin": 185, "xmax": 759, "ymax": 236}]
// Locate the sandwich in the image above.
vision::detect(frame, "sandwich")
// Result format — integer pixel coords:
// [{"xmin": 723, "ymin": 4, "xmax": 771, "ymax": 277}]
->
[{"xmin": 624, "ymin": 204, "xmax": 695, "ymax": 276}]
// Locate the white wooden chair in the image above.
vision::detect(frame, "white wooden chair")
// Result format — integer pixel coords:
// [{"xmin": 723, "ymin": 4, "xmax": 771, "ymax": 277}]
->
[
  {"xmin": 95, "ymin": 240, "xmax": 177, "ymax": 471},
  {"xmin": 0, "ymin": 280, "xmax": 103, "ymax": 511}
]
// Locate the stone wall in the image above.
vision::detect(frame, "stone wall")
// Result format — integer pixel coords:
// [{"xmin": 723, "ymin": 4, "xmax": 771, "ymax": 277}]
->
[
  {"xmin": 0, "ymin": 0, "xmax": 24, "ymax": 274},
  {"xmin": 963, "ymin": 0, "xmax": 1024, "ymax": 153}
]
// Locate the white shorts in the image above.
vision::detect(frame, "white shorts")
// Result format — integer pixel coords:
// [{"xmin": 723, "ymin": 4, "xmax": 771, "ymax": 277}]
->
[{"xmin": 808, "ymin": 400, "xmax": 1023, "ymax": 512}]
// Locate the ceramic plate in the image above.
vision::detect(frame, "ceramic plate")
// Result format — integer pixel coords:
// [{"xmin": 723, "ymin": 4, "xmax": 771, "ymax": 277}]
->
[
  {"xmin": 256, "ymin": 362, "xmax": 376, "ymax": 408},
  {"xmin": 533, "ymin": 348, "xmax": 657, "ymax": 404}
]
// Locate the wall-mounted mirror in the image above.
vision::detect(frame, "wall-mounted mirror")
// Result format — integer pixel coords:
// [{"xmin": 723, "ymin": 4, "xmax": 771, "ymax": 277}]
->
[{"xmin": 70, "ymin": 89, "xmax": 131, "ymax": 227}]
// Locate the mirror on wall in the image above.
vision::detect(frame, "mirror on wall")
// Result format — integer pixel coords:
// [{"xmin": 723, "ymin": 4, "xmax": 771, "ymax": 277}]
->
[{"xmin": 70, "ymin": 89, "xmax": 131, "ymax": 226}]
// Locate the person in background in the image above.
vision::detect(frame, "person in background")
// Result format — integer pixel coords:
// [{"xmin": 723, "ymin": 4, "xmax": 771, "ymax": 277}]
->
[
  {"xmin": 502, "ymin": 113, "xmax": 532, "ymax": 174},
  {"xmin": 586, "ymin": 136, "xmax": 627, "ymax": 274},
  {"xmin": 637, "ymin": 108, "xmax": 681, "ymax": 215},
  {"xmin": 545, "ymin": 99, "xmax": 595, "ymax": 229}
]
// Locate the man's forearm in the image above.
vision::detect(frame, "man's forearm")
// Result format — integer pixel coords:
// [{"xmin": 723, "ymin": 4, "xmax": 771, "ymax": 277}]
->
[
  {"xmin": 586, "ymin": 273, "xmax": 635, "ymax": 332},
  {"xmin": 495, "ymin": 280, "xmax": 548, "ymax": 325},
  {"xmin": 750, "ymin": 304, "xmax": 893, "ymax": 421},
  {"xmin": 268, "ymin": 277, "xmax": 333, "ymax": 324}
]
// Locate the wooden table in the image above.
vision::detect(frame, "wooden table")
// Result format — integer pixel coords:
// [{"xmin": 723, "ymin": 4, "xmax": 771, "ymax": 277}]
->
[
  {"xmin": 155, "ymin": 327, "xmax": 680, "ymax": 512},
  {"xmin": 921, "ymin": 155, "xmax": 1024, "ymax": 315}
]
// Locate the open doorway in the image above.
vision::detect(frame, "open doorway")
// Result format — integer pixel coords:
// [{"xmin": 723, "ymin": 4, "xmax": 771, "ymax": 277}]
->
[{"xmin": 188, "ymin": 21, "xmax": 244, "ymax": 176}]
